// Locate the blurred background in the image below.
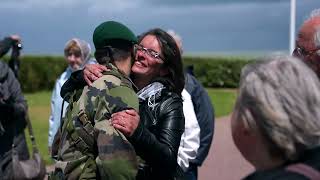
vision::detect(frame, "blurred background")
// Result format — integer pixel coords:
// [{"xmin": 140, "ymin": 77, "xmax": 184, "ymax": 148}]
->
[{"xmin": 0, "ymin": 0, "xmax": 319, "ymax": 56}]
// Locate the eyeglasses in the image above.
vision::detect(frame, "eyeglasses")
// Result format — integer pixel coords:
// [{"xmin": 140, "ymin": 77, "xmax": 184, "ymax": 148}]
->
[
  {"xmin": 293, "ymin": 46, "xmax": 320, "ymax": 58},
  {"xmin": 134, "ymin": 44, "xmax": 163, "ymax": 62}
]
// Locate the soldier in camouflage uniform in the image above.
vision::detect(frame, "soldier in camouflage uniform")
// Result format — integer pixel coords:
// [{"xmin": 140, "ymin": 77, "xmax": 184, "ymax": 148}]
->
[{"xmin": 50, "ymin": 21, "xmax": 139, "ymax": 180}]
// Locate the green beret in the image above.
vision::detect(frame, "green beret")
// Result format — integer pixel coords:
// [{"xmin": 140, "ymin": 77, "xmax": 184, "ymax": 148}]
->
[{"xmin": 93, "ymin": 21, "xmax": 137, "ymax": 49}]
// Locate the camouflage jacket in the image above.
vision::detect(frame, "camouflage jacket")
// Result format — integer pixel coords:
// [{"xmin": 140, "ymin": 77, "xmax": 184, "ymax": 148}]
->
[{"xmin": 52, "ymin": 64, "xmax": 139, "ymax": 180}]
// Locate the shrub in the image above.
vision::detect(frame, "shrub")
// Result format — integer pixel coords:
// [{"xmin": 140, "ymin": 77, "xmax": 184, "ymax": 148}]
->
[
  {"xmin": 17, "ymin": 56, "xmax": 67, "ymax": 92},
  {"xmin": 183, "ymin": 56, "xmax": 253, "ymax": 88},
  {"xmin": 2, "ymin": 55, "xmax": 254, "ymax": 92}
]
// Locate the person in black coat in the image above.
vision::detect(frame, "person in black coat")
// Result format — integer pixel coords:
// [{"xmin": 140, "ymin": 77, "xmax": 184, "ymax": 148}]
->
[
  {"xmin": 0, "ymin": 62, "xmax": 29, "ymax": 178},
  {"xmin": 0, "ymin": 36, "xmax": 28, "ymax": 178}
]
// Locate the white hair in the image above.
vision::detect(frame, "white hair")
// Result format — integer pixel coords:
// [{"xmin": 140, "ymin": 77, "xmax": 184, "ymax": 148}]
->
[
  {"xmin": 309, "ymin": 8, "xmax": 320, "ymax": 19},
  {"xmin": 234, "ymin": 55, "xmax": 320, "ymax": 161},
  {"xmin": 167, "ymin": 29, "xmax": 183, "ymax": 54}
]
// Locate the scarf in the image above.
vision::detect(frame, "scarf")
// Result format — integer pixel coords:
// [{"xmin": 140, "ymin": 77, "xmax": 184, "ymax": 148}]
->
[{"xmin": 137, "ymin": 82, "xmax": 164, "ymax": 111}]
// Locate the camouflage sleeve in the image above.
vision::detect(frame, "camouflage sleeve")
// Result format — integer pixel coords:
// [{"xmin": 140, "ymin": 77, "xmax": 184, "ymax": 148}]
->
[{"xmin": 88, "ymin": 75, "xmax": 139, "ymax": 179}]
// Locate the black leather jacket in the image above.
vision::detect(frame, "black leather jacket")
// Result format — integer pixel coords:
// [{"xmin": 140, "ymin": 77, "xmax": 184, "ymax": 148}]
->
[{"xmin": 129, "ymin": 81, "xmax": 185, "ymax": 180}]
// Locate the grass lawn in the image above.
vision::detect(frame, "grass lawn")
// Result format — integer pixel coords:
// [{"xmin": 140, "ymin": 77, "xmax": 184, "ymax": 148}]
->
[
  {"xmin": 24, "ymin": 89, "xmax": 237, "ymax": 165},
  {"xmin": 207, "ymin": 88, "xmax": 237, "ymax": 117},
  {"xmin": 25, "ymin": 91, "xmax": 52, "ymax": 164}
]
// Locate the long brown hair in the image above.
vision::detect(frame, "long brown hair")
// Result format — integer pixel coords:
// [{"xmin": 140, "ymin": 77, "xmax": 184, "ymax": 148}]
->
[{"xmin": 138, "ymin": 28, "xmax": 185, "ymax": 95}]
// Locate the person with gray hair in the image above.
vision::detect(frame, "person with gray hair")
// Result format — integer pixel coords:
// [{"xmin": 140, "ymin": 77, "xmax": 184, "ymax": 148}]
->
[
  {"xmin": 232, "ymin": 55, "xmax": 320, "ymax": 179},
  {"xmin": 293, "ymin": 8, "xmax": 320, "ymax": 78}
]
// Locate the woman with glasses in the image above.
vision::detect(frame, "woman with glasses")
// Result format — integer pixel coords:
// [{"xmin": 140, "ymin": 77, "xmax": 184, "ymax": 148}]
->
[
  {"xmin": 114, "ymin": 29, "xmax": 185, "ymax": 179},
  {"xmin": 48, "ymin": 38, "xmax": 95, "ymax": 154},
  {"xmin": 61, "ymin": 28, "xmax": 185, "ymax": 179}
]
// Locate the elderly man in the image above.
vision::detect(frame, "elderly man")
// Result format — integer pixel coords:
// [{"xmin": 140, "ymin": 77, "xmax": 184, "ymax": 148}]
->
[
  {"xmin": 293, "ymin": 9, "xmax": 320, "ymax": 77},
  {"xmin": 232, "ymin": 55, "xmax": 320, "ymax": 179}
]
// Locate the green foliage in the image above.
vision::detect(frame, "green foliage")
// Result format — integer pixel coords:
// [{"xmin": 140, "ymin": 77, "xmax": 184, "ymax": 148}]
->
[
  {"xmin": 5, "ymin": 55, "xmax": 253, "ymax": 92},
  {"xmin": 184, "ymin": 56, "xmax": 253, "ymax": 88},
  {"xmin": 25, "ymin": 91, "xmax": 53, "ymax": 164},
  {"xmin": 18, "ymin": 56, "xmax": 67, "ymax": 92}
]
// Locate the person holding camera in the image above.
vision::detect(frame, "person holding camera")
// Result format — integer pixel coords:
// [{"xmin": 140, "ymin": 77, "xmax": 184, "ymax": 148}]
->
[
  {"xmin": 0, "ymin": 34, "xmax": 23, "ymax": 78},
  {"xmin": 0, "ymin": 35, "xmax": 29, "ymax": 179}
]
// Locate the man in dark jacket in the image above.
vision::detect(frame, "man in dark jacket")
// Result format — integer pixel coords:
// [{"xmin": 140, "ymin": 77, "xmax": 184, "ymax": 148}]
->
[{"xmin": 0, "ymin": 36, "xmax": 28, "ymax": 178}]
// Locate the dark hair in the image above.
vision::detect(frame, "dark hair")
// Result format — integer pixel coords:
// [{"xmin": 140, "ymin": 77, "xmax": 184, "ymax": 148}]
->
[
  {"xmin": 94, "ymin": 39, "xmax": 133, "ymax": 65},
  {"xmin": 138, "ymin": 28, "xmax": 185, "ymax": 95}
]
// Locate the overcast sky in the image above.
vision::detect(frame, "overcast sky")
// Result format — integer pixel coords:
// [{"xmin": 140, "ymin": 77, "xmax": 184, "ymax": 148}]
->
[{"xmin": 0, "ymin": 0, "xmax": 319, "ymax": 55}]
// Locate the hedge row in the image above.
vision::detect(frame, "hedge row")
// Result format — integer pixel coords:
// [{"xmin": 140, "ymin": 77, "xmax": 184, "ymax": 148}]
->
[
  {"xmin": 3, "ymin": 55, "xmax": 254, "ymax": 92},
  {"xmin": 184, "ymin": 56, "xmax": 253, "ymax": 88}
]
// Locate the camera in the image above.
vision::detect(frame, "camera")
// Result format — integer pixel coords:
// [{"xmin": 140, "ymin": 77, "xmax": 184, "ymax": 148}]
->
[{"xmin": 15, "ymin": 42, "xmax": 23, "ymax": 50}]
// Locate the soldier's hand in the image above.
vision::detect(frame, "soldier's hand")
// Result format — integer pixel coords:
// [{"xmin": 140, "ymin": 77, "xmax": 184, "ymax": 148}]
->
[
  {"xmin": 111, "ymin": 109, "xmax": 140, "ymax": 137},
  {"xmin": 83, "ymin": 64, "xmax": 108, "ymax": 86}
]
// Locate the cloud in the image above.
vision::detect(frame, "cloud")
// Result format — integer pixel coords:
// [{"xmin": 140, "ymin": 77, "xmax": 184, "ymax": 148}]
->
[
  {"xmin": 87, "ymin": 0, "xmax": 143, "ymax": 15},
  {"xmin": 145, "ymin": 0, "xmax": 288, "ymax": 7},
  {"xmin": 0, "ymin": 0, "xmax": 142, "ymax": 13},
  {"xmin": 1, "ymin": 0, "xmax": 78, "ymax": 9},
  {"xmin": 0, "ymin": 0, "xmax": 290, "ymax": 12},
  {"xmin": 0, "ymin": 0, "xmax": 319, "ymax": 55}
]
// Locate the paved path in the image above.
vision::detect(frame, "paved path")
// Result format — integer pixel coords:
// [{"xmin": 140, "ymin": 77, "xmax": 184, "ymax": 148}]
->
[{"xmin": 199, "ymin": 116, "xmax": 254, "ymax": 180}]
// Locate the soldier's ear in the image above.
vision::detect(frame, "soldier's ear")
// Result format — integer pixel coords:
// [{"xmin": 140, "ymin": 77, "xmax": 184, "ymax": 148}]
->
[{"xmin": 131, "ymin": 45, "xmax": 136, "ymax": 66}]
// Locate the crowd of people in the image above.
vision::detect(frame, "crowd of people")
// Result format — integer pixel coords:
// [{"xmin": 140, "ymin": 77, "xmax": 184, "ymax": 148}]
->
[{"xmin": 0, "ymin": 7, "xmax": 320, "ymax": 180}]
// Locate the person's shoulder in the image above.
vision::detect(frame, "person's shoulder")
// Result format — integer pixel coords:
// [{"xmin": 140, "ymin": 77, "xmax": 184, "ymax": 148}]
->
[
  {"xmin": 185, "ymin": 73, "xmax": 205, "ymax": 92},
  {"xmin": 91, "ymin": 74, "xmax": 122, "ymax": 90},
  {"xmin": 158, "ymin": 88, "xmax": 183, "ymax": 113},
  {"xmin": 163, "ymin": 87, "xmax": 181, "ymax": 100},
  {"xmin": 90, "ymin": 73, "xmax": 136, "ymax": 100}
]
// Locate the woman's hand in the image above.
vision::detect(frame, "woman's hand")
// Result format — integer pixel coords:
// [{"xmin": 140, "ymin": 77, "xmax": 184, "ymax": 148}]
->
[
  {"xmin": 83, "ymin": 64, "xmax": 108, "ymax": 85},
  {"xmin": 111, "ymin": 109, "xmax": 140, "ymax": 137}
]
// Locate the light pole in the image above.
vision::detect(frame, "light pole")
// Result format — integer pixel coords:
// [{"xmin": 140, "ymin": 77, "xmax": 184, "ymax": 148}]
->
[{"xmin": 289, "ymin": 0, "xmax": 296, "ymax": 54}]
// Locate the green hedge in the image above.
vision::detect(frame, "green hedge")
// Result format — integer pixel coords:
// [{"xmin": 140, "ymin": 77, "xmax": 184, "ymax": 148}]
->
[
  {"xmin": 20, "ymin": 56, "xmax": 67, "ymax": 92},
  {"xmin": 184, "ymin": 56, "xmax": 253, "ymax": 88},
  {"xmin": 4, "ymin": 55, "xmax": 254, "ymax": 92},
  {"xmin": 5, "ymin": 56, "xmax": 67, "ymax": 92}
]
